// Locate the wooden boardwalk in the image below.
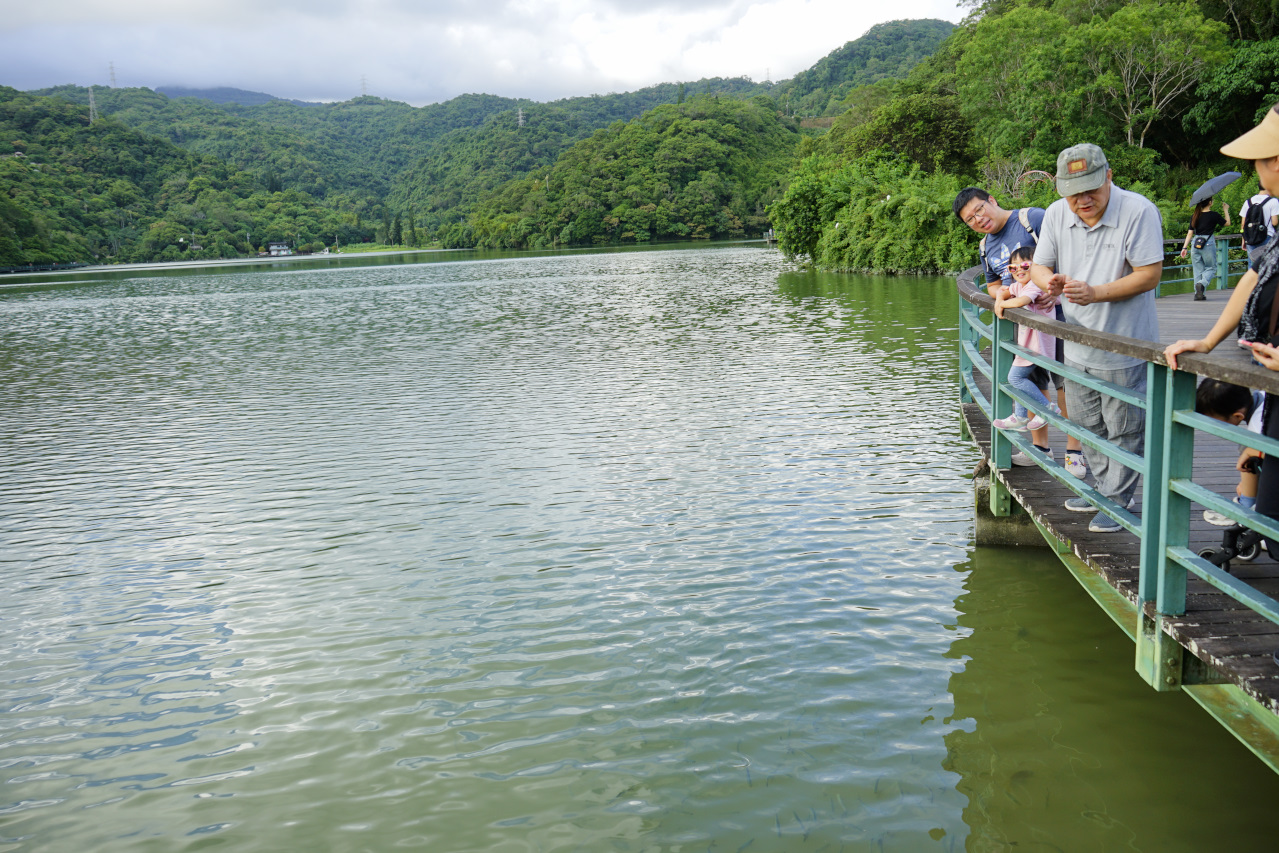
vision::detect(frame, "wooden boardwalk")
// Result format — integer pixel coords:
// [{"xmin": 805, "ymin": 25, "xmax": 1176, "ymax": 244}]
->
[{"xmin": 964, "ymin": 286, "xmax": 1279, "ymax": 717}]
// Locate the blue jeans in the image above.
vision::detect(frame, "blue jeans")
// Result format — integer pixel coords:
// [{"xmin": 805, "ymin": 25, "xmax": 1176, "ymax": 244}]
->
[
  {"xmin": 1191, "ymin": 242, "xmax": 1215, "ymax": 292},
  {"xmin": 1248, "ymin": 244, "xmax": 1266, "ymax": 270},
  {"xmin": 1008, "ymin": 364, "xmax": 1049, "ymax": 419},
  {"xmin": 1064, "ymin": 359, "xmax": 1146, "ymax": 505}
]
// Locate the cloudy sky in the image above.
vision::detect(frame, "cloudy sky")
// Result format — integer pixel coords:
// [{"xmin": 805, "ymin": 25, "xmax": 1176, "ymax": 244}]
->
[{"xmin": 1, "ymin": 0, "xmax": 960, "ymax": 106}]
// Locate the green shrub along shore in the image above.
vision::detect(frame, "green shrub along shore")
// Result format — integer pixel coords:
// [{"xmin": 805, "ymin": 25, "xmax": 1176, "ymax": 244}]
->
[
  {"xmin": 3, "ymin": 3, "xmax": 1278, "ymax": 271},
  {"xmin": 770, "ymin": 0, "xmax": 1279, "ymax": 273}
]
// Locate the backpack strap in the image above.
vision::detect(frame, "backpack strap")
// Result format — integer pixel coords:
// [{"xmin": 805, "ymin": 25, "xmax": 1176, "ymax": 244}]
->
[
  {"xmin": 979, "ymin": 209, "xmax": 1037, "ymax": 278},
  {"xmin": 1017, "ymin": 208, "xmax": 1038, "ymax": 243}
]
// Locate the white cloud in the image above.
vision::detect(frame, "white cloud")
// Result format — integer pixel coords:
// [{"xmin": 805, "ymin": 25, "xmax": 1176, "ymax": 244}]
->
[{"xmin": 0, "ymin": 0, "xmax": 959, "ymax": 105}]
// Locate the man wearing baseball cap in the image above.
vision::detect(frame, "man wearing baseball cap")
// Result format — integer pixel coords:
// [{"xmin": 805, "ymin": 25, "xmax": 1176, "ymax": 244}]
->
[{"xmin": 1030, "ymin": 143, "xmax": 1165, "ymax": 532}]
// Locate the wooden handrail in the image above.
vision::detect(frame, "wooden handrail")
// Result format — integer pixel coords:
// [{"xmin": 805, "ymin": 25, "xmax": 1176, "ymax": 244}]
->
[{"xmin": 956, "ymin": 265, "xmax": 1279, "ymax": 394}]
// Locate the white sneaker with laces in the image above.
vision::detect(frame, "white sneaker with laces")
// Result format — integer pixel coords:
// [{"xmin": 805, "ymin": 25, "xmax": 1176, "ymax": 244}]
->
[
  {"xmin": 1011, "ymin": 447, "xmax": 1052, "ymax": 467},
  {"xmin": 1203, "ymin": 497, "xmax": 1246, "ymax": 527},
  {"xmin": 993, "ymin": 413, "xmax": 1030, "ymax": 431},
  {"xmin": 1025, "ymin": 402, "xmax": 1060, "ymax": 432},
  {"xmin": 1064, "ymin": 452, "xmax": 1087, "ymax": 479}
]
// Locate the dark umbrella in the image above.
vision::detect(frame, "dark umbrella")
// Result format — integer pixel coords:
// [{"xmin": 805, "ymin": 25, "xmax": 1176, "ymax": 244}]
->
[{"xmin": 1190, "ymin": 171, "xmax": 1242, "ymax": 205}]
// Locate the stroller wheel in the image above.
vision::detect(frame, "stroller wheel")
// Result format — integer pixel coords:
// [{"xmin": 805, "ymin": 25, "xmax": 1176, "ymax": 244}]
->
[
  {"xmin": 1237, "ymin": 540, "xmax": 1262, "ymax": 562},
  {"xmin": 1198, "ymin": 546, "xmax": 1233, "ymax": 569}
]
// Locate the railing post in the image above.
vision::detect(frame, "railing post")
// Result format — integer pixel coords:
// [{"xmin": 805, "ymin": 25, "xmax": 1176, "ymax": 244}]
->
[
  {"xmin": 987, "ymin": 312, "xmax": 1016, "ymax": 517},
  {"xmin": 1156, "ymin": 366, "xmax": 1196, "ymax": 618},
  {"xmin": 958, "ymin": 299, "xmax": 975, "ymax": 406},
  {"xmin": 1135, "ymin": 363, "xmax": 1195, "ymax": 691},
  {"xmin": 1215, "ymin": 235, "xmax": 1229, "ymax": 289},
  {"xmin": 989, "ymin": 312, "xmax": 1015, "ymax": 471}
]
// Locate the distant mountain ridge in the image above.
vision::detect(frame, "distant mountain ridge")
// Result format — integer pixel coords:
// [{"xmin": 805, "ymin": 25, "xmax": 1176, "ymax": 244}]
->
[
  {"xmin": 776, "ymin": 18, "xmax": 954, "ymax": 115},
  {"xmin": 157, "ymin": 85, "xmax": 326, "ymax": 108},
  {"xmin": 3, "ymin": 18, "xmax": 956, "ymax": 265},
  {"xmin": 147, "ymin": 17, "xmax": 953, "ymax": 115}
]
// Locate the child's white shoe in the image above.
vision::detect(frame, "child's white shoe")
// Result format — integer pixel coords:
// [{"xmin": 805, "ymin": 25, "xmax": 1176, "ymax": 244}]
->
[
  {"xmin": 1064, "ymin": 451, "xmax": 1087, "ymax": 479},
  {"xmin": 1025, "ymin": 402, "xmax": 1061, "ymax": 432},
  {"xmin": 993, "ymin": 413, "xmax": 1030, "ymax": 431}
]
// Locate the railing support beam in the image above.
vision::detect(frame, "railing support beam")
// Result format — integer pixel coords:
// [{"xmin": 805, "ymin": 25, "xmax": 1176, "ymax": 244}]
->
[
  {"xmin": 990, "ymin": 312, "xmax": 1015, "ymax": 471},
  {"xmin": 1216, "ymin": 235, "xmax": 1230, "ymax": 290},
  {"xmin": 959, "ymin": 300, "xmax": 977, "ymax": 405},
  {"xmin": 1136, "ymin": 613, "xmax": 1185, "ymax": 692},
  {"xmin": 988, "ymin": 472, "xmax": 1012, "ymax": 518},
  {"xmin": 1136, "ymin": 364, "xmax": 1195, "ymax": 689}
]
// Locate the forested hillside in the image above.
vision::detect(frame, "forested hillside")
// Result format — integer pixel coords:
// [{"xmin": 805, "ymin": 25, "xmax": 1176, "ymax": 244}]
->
[
  {"xmin": 0, "ymin": 87, "xmax": 372, "ymax": 266},
  {"xmin": 771, "ymin": 18, "xmax": 954, "ymax": 116},
  {"xmin": 2, "ymin": 18, "xmax": 953, "ymax": 266},
  {"xmin": 768, "ymin": 0, "xmax": 1279, "ymax": 273},
  {"xmin": 454, "ymin": 96, "xmax": 800, "ymax": 250}
]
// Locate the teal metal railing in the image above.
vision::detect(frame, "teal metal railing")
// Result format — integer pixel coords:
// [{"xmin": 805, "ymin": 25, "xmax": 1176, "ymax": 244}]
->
[
  {"xmin": 1157, "ymin": 233, "xmax": 1248, "ymax": 295},
  {"xmin": 1161, "ymin": 234, "xmax": 1248, "ymax": 296},
  {"xmin": 957, "ymin": 258, "xmax": 1279, "ymax": 694}
]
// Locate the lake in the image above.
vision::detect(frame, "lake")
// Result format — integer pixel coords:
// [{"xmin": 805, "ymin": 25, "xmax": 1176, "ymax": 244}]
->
[{"xmin": 2, "ymin": 245, "xmax": 1277, "ymax": 851}]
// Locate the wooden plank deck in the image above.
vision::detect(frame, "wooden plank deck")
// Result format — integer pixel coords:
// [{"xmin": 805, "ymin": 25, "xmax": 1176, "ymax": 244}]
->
[{"xmin": 965, "ymin": 285, "xmax": 1279, "ymax": 715}]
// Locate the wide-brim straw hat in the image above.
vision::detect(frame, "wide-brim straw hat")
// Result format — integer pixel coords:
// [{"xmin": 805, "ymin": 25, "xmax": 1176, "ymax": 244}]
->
[{"xmin": 1222, "ymin": 105, "xmax": 1279, "ymax": 159}]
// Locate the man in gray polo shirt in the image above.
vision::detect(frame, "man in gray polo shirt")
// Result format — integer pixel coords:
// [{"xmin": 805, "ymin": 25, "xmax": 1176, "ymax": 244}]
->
[{"xmin": 1031, "ymin": 143, "xmax": 1164, "ymax": 532}]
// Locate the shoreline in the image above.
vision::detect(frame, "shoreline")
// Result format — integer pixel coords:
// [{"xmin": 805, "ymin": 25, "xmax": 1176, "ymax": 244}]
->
[{"xmin": 0, "ymin": 240, "xmax": 773, "ymax": 285}]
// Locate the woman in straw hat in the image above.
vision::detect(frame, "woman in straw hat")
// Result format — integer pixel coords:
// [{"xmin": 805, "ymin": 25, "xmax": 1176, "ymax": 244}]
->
[
  {"xmin": 1164, "ymin": 104, "xmax": 1279, "ymax": 539},
  {"xmin": 1165, "ymin": 106, "xmax": 1279, "ymax": 369}
]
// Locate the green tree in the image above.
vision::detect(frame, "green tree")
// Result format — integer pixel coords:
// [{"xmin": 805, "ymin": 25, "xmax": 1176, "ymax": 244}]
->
[
  {"xmin": 1184, "ymin": 38, "xmax": 1279, "ymax": 148},
  {"xmin": 767, "ymin": 156, "xmax": 839, "ymax": 264},
  {"xmin": 1200, "ymin": 0, "xmax": 1279, "ymax": 41},
  {"xmin": 1075, "ymin": 0, "xmax": 1229, "ymax": 148},
  {"xmin": 955, "ymin": 5, "xmax": 1077, "ymax": 159},
  {"xmin": 838, "ymin": 92, "xmax": 976, "ymax": 174}
]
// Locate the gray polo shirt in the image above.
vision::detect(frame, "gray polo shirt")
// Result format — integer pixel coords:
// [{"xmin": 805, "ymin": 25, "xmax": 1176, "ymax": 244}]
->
[{"xmin": 1033, "ymin": 185, "xmax": 1164, "ymax": 370}]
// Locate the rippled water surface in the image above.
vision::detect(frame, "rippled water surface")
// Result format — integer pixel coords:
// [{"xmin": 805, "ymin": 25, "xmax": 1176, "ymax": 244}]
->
[{"xmin": 3, "ymin": 247, "xmax": 1278, "ymax": 852}]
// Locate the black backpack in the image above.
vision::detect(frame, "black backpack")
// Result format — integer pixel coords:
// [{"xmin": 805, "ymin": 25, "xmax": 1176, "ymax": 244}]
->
[{"xmin": 1244, "ymin": 198, "xmax": 1270, "ymax": 246}]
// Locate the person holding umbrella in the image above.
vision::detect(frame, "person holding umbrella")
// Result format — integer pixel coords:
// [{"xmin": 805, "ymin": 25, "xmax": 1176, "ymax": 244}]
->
[{"xmin": 1179, "ymin": 195, "xmax": 1231, "ymax": 301}]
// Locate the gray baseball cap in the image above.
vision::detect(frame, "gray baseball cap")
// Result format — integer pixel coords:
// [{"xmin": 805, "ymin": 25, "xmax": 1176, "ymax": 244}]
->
[{"xmin": 1056, "ymin": 143, "xmax": 1109, "ymax": 196}]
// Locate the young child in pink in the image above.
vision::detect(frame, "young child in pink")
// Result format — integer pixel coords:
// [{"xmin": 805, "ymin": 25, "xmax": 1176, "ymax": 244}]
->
[{"xmin": 992, "ymin": 245, "xmax": 1060, "ymax": 431}]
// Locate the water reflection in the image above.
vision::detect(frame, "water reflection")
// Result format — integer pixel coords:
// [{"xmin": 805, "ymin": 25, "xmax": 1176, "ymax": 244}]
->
[
  {"xmin": 1, "ymin": 247, "xmax": 1276, "ymax": 851},
  {"xmin": 946, "ymin": 547, "xmax": 1279, "ymax": 850}
]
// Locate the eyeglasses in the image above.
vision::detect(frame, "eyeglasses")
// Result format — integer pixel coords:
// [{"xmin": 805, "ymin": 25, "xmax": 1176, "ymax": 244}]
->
[
  {"xmin": 962, "ymin": 202, "xmax": 987, "ymax": 226},
  {"xmin": 1008, "ymin": 262, "xmax": 1032, "ymax": 271}
]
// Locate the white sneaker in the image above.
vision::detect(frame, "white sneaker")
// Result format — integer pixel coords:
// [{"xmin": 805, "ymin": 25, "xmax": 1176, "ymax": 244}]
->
[
  {"xmin": 993, "ymin": 413, "xmax": 1030, "ymax": 431},
  {"xmin": 1011, "ymin": 447, "xmax": 1052, "ymax": 467},
  {"xmin": 1025, "ymin": 402, "xmax": 1060, "ymax": 432},
  {"xmin": 1064, "ymin": 452, "xmax": 1087, "ymax": 479},
  {"xmin": 1204, "ymin": 497, "xmax": 1245, "ymax": 527}
]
